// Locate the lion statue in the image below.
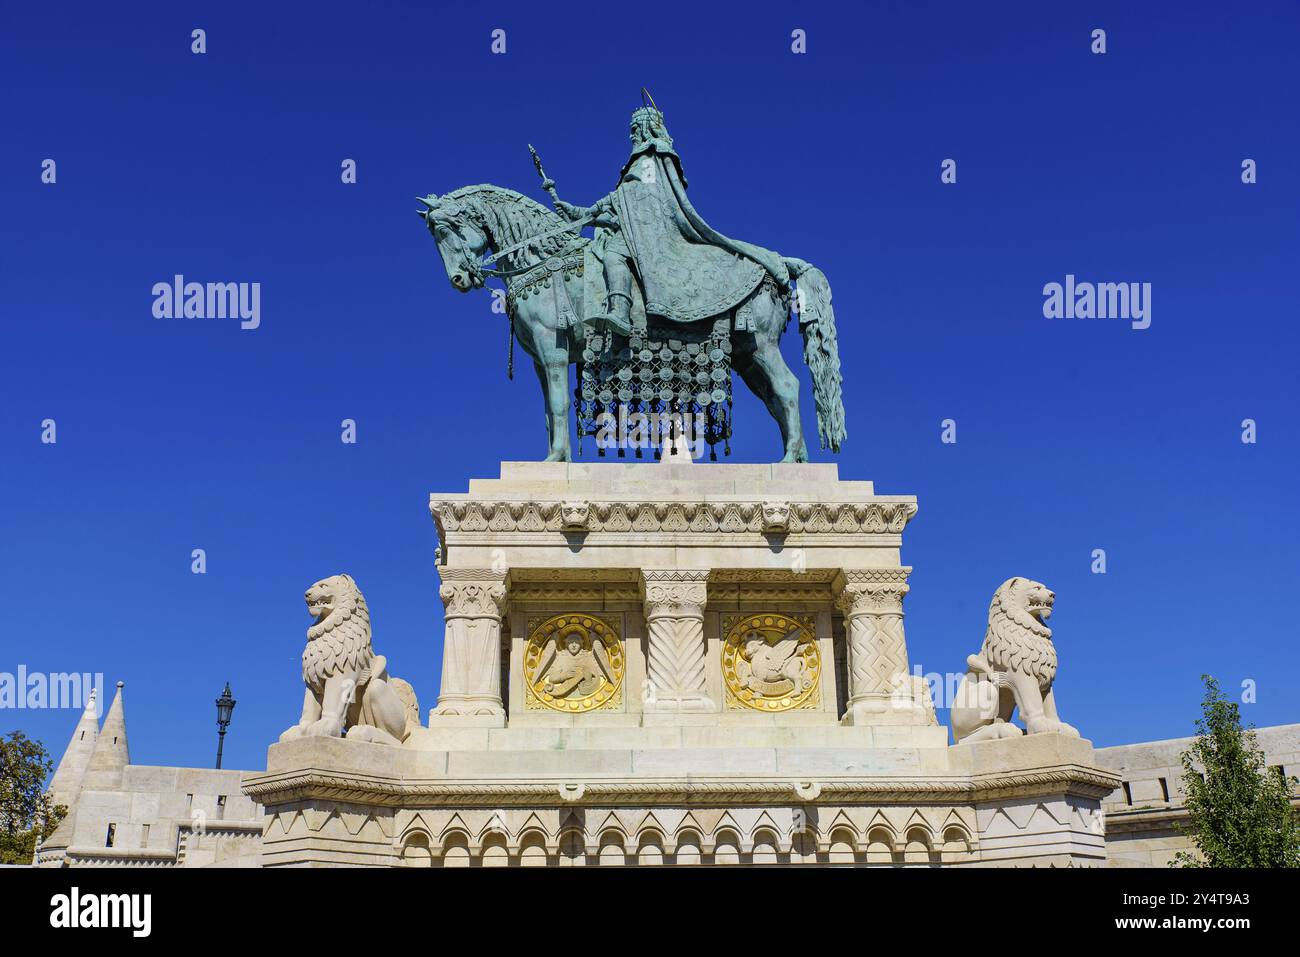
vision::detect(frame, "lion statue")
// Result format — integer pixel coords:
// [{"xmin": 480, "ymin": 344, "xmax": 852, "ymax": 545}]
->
[
  {"xmin": 279, "ymin": 574, "xmax": 420, "ymax": 747},
  {"xmin": 950, "ymin": 577, "xmax": 1080, "ymax": 745}
]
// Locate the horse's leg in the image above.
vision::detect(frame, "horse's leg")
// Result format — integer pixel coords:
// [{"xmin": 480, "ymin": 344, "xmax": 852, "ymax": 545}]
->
[
  {"xmin": 539, "ymin": 356, "xmax": 571, "ymax": 462},
  {"xmin": 514, "ymin": 298, "xmax": 573, "ymax": 462},
  {"xmin": 528, "ymin": 347, "xmax": 571, "ymax": 462},
  {"xmin": 733, "ymin": 296, "xmax": 808, "ymax": 462},
  {"xmin": 530, "ymin": 359, "xmax": 557, "ymax": 457}
]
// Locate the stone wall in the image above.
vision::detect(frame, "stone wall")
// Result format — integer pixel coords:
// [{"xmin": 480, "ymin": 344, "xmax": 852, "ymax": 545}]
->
[
  {"xmin": 1095, "ymin": 724, "xmax": 1300, "ymax": 867},
  {"xmin": 37, "ymin": 765, "xmax": 263, "ymax": 868}
]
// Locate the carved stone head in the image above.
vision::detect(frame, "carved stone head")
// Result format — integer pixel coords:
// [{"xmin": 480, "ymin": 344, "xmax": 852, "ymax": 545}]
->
[
  {"xmin": 560, "ymin": 501, "xmax": 590, "ymax": 530},
  {"xmin": 761, "ymin": 501, "xmax": 791, "ymax": 533},
  {"xmin": 305, "ymin": 574, "xmax": 355, "ymax": 624}
]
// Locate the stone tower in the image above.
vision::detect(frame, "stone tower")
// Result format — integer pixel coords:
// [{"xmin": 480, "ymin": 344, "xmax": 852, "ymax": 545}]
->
[
  {"xmin": 47, "ymin": 688, "xmax": 100, "ymax": 811},
  {"xmin": 80, "ymin": 681, "xmax": 129, "ymax": 792}
]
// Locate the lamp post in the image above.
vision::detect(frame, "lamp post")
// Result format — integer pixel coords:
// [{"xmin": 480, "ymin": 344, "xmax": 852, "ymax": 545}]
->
[{"xmin": 215, "ymin": 682, "xmax": 236, "ymax": 769}]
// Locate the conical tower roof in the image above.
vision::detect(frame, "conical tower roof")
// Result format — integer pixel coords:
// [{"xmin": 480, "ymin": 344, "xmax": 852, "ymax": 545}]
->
[
  {"xmin": 79, "ymin": 681, "xmax": 129, "ymax": 791},
  {"xmin": 46, "ymin": 687, "xmax": 101, "ymax": 810}
]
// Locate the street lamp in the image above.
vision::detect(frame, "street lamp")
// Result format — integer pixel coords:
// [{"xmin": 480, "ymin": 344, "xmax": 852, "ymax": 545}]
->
[{"xmin": 215, "ymin": 682, "xmax": 236, "ymax": 769}]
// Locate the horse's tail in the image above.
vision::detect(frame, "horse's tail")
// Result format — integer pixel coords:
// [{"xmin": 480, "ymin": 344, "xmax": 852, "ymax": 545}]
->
[{"xmin": 783, "ymin": 257, "xmax": 846, "ymax": 452}]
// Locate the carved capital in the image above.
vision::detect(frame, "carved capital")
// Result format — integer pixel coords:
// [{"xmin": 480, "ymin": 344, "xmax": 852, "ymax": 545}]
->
[
  {"xmin": 438, "ymin": 568, "xmax": 507, "ymax": 619},
  {"xmin": 834, "ymin": 568, "xmax": 912, "ymax": 618},
  {"xmin": 640, "ymin": 569, "xmax": 708, "ymax": 617}
]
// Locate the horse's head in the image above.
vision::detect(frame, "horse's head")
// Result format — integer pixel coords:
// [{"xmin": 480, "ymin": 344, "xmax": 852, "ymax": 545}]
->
[{"xmin": 417, "ymin": 193, "xmax": 490, "ymax": 291}]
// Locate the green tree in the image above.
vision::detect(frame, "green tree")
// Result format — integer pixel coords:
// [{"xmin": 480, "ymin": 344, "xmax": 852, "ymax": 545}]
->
[
  {"xmin": 0, "ymin": 731, "xmax": 67, "ymax": 865},
  {"xmin": 1174, "ymin": 675, "xmax": 1300, "ymax": 867}
]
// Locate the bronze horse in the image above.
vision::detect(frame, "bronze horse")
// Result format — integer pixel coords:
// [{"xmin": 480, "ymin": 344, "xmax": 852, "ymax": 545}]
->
[{"xmin": 419, "ymin": 184, "xmax": 844, "ymax": 462}]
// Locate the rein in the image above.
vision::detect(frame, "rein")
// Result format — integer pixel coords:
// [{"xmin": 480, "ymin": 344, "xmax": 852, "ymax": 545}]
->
[{"xmin": 479, "ymin": 213, "xmax": 594, "ymax": 277}]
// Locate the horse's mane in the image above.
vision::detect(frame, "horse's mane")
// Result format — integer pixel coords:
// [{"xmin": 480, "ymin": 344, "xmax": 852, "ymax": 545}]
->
[{"xmin": 446, "ymin": 184, "xmax": 575, "ymax": 264}]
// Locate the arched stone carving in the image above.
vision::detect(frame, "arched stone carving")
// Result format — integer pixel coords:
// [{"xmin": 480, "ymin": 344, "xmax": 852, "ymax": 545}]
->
[
  {"xmin": 865, "ymin": 825, "xmax": 895, "ymax": 865},
  {"xmin": 830, "ymin": 826, "xmax": 860, "ymax": 864},
  {"xmin": 751, "ymin": 828, "xmax": 781, "ymax": 864},
  {"xmin": 942, "ymin": 825, "xmax": 973, "ymax": 864},
  {"xmin": 375, "ymin": 804, "xmax": 985, "ymax": 868},
  {"xmin": 904, "ymin": 826, "xmax": 933, "ymax": 866},
  {"xmin": 674, "ymin": 830, "xmax": 703, "ymax": 865},
  {"xmin": 636, "ymin": 832, "xmax": 666, "ymax": 866},
  {"xmin": 598, "ymin": 831, "xmax": 627, "ymax": 866},
  {"xmin": 558, "ymin": 829, "xmax": 585, "ymax": 867},
  {"xmin": 480, "ymin": 832, "xmax": 509, "ymax": 867},
  {"xmin": 440, "ymin": 831, "xmax": 471, "ymax": 868},
  {"xmin": 518, "ymin": 830, "xmax": 549, "ymax": 867},
  {"xmin": 399, "ymin": 831, "xmax": 433, "ymax": 867},
  {"xmin": 712, "ymin": 829, "xmax": 742, "ymax": 865}
]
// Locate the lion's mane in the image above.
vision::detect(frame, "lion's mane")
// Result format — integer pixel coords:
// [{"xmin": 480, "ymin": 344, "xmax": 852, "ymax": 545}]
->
[
  {"xmin": 302, "ymin": 574, "xmax": 374, "ymax": 687},
  {"xmin": 980, "ymin": 577, "xmax": 1058, "ymax": 688}
]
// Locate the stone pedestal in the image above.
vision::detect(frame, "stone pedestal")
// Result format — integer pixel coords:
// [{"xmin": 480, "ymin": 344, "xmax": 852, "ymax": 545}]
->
[{"xmin": 245, "ymin": 461, "xmax": 1118, "ymax": 867}]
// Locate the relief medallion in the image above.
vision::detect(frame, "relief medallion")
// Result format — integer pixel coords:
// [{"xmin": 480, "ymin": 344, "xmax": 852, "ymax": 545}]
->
[
  {"xmin": 722, "ymin": 613, "xmax": 820, "ymax": 712},
  {"xmin": 524, "ymin": 614, "xmax": 624, "ymax": 712}
]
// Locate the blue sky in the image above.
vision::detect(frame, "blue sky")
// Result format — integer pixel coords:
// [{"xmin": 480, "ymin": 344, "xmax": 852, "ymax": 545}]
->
[{"xmin": 2, "ymin": 1, "xmax": 1297, "ymax": 771}]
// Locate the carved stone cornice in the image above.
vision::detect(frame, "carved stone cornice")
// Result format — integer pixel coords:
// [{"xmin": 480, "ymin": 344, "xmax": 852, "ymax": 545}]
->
[
  {"xmin": 511, "ymin": 568, "xmax": 640, "ymax": 583},
  {"xmin": 834, "ymin": 567, "xmax": 913, "ymax": 617},
  {"xmin": 430, "ymin": 499, "xmax": 917, "ymax": 536},
  {"xmin": 438, "ymin": 568, "xmax": 507, "ymax": 618},
  {"xmin": 242, "ymin": 764, "xmax": 1121, "ymax": 809},
  {"xmin": 641, "ymin": 569, "xmax": 709, "ymax": 616}
]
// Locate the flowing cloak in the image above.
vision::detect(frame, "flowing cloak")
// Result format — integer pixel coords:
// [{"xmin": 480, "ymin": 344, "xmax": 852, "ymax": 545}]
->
[{"xmin": 608, "ymin": 147, "xmax": 790, "ymax": 324}]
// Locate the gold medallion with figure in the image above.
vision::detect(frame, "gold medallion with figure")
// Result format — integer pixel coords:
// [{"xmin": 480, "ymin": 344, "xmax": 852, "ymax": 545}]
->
[
  {"xmin": 524, "ymin": 614, "xmax": 624, "ymax": 713},
  {"xmin": 722, "ymin": 613, "xmax": 820, "ymax": 712}
]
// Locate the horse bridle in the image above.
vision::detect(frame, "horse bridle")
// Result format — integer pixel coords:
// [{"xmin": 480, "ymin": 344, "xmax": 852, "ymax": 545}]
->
[
  {"xmin": 428, "ymin": 202, "xmax": 594, "ymax": 282},
  {"xmin": 424, "ymin": 211, "xmax": 492, "ymax": 285}
]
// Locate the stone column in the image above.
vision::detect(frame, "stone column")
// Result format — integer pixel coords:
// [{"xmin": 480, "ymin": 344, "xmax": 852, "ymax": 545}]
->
[
  {"xmin": 431, "ymin": 568, "xmax": 507, "ymax": 725},
  {"xmin": 640, "ymin": 569, "xmax": 713, "ymax": 712},
  {"xmin": 833, "ymin": 567, "xmax": 933, "ymax": 726}
]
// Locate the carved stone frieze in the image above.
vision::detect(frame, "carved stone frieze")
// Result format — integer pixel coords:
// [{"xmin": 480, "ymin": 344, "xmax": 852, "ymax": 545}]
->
[{"xmin": 430, "ymin": 499, "xmax": 917, "ymax": 536}]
